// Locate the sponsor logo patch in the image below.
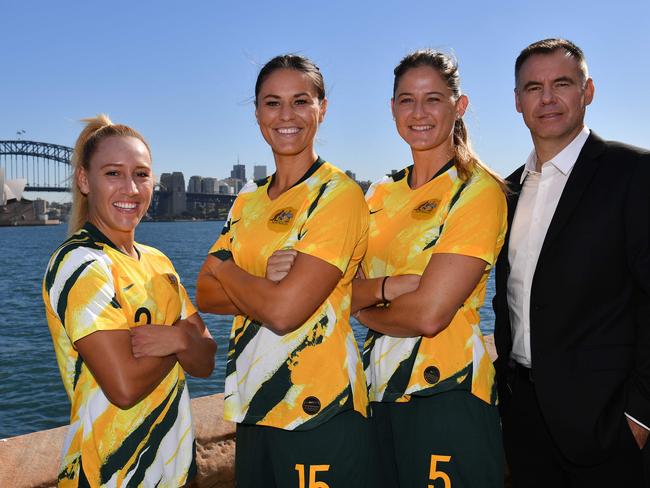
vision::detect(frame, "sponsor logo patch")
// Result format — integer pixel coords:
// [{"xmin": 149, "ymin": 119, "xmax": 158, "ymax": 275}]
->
[
  {"xmin": 302, "ymin": 396, "xmax": 321, "ymax": 415},
  {"xmin": 424, "ymin": 365, "xmax": 441, "ymax": 385}
]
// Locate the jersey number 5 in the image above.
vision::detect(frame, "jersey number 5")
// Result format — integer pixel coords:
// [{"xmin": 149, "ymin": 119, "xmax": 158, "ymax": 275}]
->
[
  {"xmin": 429, "ymin": 454, "xmax": 452, "ymax": 488},
  {"xmin": 295, "ymin": 464, "xmax": 330, "ymax": 488}
]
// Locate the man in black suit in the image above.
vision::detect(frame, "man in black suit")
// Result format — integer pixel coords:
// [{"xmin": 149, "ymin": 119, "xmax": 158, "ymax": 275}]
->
[{"xmin": 493, "ymin": 38, "xmax": 650, "ymax": 487}]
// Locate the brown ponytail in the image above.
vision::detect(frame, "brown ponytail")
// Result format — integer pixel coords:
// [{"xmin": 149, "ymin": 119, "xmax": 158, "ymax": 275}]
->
[{"xmin": 452, "ymin": 118, "xmax": 509, "ymax": 192}]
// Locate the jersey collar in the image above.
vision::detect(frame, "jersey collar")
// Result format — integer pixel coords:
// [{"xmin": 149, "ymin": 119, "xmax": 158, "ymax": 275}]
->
[
  {"xmin": 406, "ymin": 159, "xmax": 455, "ymax": 188},
  {"xmin": 267, "ymin": 156, "xmax": 325, "ymax": 193},
  {"xmin": 83, "ymin": 222, "xmax": 141, "ymax": 259}
]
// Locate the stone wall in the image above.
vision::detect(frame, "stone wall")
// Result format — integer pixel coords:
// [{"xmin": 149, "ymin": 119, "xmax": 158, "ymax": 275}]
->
[{"xmin": 0, "ymin": 337, "xmax": 498, "ymax": 488}]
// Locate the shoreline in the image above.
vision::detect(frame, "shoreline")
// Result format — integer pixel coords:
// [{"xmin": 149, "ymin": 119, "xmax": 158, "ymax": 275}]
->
[{"xmin": 0, "ymin": 219, "xmax": 60, "ymax": 227}]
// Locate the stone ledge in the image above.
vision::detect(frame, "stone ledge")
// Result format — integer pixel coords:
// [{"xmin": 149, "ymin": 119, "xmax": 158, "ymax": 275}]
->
[{"xmin": 484, "ymin": 332, "xmax": 497, "ymax": 362}]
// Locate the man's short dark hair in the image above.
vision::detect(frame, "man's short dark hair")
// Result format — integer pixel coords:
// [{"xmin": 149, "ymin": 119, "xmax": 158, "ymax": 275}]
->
[{"xmin": 515, "ymin": 38, "xmax": 589, "ymax": 87}]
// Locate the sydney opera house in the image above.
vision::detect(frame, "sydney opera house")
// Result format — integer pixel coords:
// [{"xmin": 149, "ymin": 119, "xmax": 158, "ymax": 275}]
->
[{"xmin": 0, "ymin": 168, "xmax": 59, "ymax": 226}]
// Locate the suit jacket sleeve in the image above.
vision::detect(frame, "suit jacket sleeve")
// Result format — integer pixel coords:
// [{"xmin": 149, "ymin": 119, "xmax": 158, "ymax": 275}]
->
[{"xmin": 625, "ymin": 150, "xmax": 650, "ymax": 427}]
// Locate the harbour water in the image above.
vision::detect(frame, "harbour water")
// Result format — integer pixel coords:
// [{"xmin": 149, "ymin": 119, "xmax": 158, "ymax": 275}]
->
[{"xmin": 0, "ymin": 221, "xmax": 496, "ymax": 439}]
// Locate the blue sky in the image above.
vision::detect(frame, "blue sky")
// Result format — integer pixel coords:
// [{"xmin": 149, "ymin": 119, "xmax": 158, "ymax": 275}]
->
[{"xmin": 2, "ymin": 0, "xmax": 649, "ymax": 198}]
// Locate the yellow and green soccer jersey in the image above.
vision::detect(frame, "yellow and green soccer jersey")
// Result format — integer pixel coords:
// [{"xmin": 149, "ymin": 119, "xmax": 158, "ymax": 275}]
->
[
  {"xmin": 209, "ymin": 158, "xmax": 369, "ymax": 431},
  {"xmin": 42, "ymin": 223, "xmax": 197, "ymax": 488},
  {"xmin": 362, "ymin": 161, "xmax": 507, "ymax": 405}
]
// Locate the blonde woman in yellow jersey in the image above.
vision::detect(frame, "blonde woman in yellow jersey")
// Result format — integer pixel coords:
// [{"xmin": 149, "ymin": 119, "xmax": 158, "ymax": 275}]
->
[
  {"xmin": 43, "ymin": 115, "xmax": 217, "ymax": 487},
  {"xmin": 196, "ymin": 55, "xmax": 373, "ymax": 487},
  {"xmin": 352, "ymin": 50, "xmax": 508, "ymax": 487}
]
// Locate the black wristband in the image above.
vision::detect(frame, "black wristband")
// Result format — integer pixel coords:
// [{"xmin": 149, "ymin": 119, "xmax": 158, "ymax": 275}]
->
[
  {"xmin": 211, "ymin": 250, "xmax": 233, "ymax": 262},
  {"xmin": 381, "ymin": 276, "xmax": 389, "ymax": 305}
]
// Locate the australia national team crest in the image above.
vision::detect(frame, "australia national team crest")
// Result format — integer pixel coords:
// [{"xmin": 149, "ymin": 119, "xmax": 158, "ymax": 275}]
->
[
  {"xmin": 411, "ymin": 199, "xmax": 440, "ymax": 220},
  {"xmin": 268, "ymin": 207, "xmax": 296, "ymax": 231}
]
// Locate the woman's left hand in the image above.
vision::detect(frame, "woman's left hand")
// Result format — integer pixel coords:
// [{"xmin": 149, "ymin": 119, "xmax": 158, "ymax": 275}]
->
[
  {"xmin": 130, "ymin": 324, "xmax": 187, "ymax": 358},
  {"xmin": 266, "ymin": 249, "xmax": 298, "ymax": 282}
]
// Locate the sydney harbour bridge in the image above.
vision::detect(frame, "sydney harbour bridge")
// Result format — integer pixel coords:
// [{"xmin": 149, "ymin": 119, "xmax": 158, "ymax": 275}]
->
[
  {"xmin": 0, "ymin": 140, "xmax": 236, "ymax": 217},
  {"xmin": 0, "ymin": 140, "xmax": 73, "ymax": 192}
]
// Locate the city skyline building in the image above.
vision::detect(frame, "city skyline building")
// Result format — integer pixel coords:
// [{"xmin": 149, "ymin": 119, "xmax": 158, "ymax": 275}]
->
[
  {"xmin": 5, "ymin": 161, "xmax": 370, "ymax": 221},
  {"xmin": 216, "ymin": 180, "xmax": 231, "ymax": 194},
  {"xmin": 187, "ymin": 175, "xmax": 203, "ymax": 193},
  {"xmin": 222, "ymin": 176, "xmax": 244, "ymax": 194},
  {"xmin": 159, "ymin": 172, "xmax": 186, "ymax": 216},
  {"xmin": 33, "ymin": 199, "xmax": 48, "ymax": 220},
  {"xmin": 201, "ymin": 177, "xmax": 219, "ymax": 194},
  {"xmin": 253, "ymin": 165, "xmax": 267, "ymax": 181},
  {"xmin": 231, "ymin": 164, "xmax": 245, "ymax": 181}
]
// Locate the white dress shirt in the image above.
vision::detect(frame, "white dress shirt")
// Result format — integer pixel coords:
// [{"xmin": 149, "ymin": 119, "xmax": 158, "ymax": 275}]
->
[
  {"xmin": 506, "ymin": 126, "xmax": 649, "ymax": 432},
  {"xmin": 507, "ymin": 126, "xmax": 590, "ymax": 367}
]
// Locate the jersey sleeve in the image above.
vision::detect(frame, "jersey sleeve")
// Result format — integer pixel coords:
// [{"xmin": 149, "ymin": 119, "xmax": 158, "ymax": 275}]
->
[
  {"xmin": 207, "ymin": 183, "xmax": 254, "ymax": 261},
  {"xmin": 432, "ymin": 173, "xmax": 507, "ymax": 266},
  {"xmin": 293, "ymin": 178, "xmax": 369, "ymax": 274},
  {"xmin": 46, "ymin": 251, "xmax": 129, "ymax": 344},
  {"xmin": 208, "ymin": 212, "xmax": 235, "ymax": 261},
  {"xmin": 179, "ymin": 283, "xmax": 198, "ymax": 319}
]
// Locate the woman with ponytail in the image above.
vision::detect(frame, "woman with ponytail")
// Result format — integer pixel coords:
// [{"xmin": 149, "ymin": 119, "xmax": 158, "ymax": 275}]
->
[
  {"xmin": 352, "ymin": 50, "xmax": 507, "ymax": 487},
  {"xmin": 43, "ymin": 115, "xmax": 216, "ymax": 487}
]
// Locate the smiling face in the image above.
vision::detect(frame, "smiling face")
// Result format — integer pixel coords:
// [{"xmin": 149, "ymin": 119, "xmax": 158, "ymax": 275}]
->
[
  {"xmin": 77, "ymin": 135, "xmax": 153, "ymax": 246},
  {"xmin": 392, "ymin": 65, "xmax": 467, "ymax": 157},
  {"xmin": 515, "ymin": 49, "xmax": 594, "ymax": 152},
  {"xmin": 255, "ymin": 68, "xmax": 327, "ymax": 161}
]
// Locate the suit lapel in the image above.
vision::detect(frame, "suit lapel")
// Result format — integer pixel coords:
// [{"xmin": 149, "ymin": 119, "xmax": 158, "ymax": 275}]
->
[
  {"xmin": 494, "ymin": 166, "xmax": 524, "ymax": 358},
  {"xmin": 538, "ymin": 132, "xmax": 607, "ymax": 259},
  {"xmin": 501, "ymin": 166, "xmax": 525, "ymax": 270},
  {"xmin": 507, "ymin": 170, "xmax": 524, "ymax": 229}
]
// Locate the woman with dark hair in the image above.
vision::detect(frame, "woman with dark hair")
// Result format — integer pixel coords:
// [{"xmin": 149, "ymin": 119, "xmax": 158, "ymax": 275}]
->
[
  {"xmin": 43, "ymin": 114, "xmax": 217, "ymax": 487},
  {"xmin": 352, "ymin": 50, "xmax": 507, "ymax": 487},
  {"xmin": 196, "ymin": 55, "xmax": 372, "ymax": 487}
]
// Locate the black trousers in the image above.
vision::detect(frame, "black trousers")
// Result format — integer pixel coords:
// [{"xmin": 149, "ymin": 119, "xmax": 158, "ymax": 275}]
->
[{"xmin": 501, "ymin": 366, "xmax": 648, "ymax": 488}]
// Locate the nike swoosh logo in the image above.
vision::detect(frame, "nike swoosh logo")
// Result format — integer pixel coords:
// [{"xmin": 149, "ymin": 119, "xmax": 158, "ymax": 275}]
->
[
  {"xmin": 369, "ymin": 208, "xmax": 383, "ymax": 215},
  {"xmin": 123, "ymin": 283, "xmax": 134, "ymax": 291},
  {"xmin": 220, "ymin": 218, "xmax": 240, "ymax": 236}
]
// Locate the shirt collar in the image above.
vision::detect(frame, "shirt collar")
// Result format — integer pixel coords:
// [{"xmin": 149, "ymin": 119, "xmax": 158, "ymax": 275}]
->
[
  {"xmin": 405, "ymin": 159, "xmax": 455, "ymax": 188},
  {"xmin": 82, "ymin": 222, "xmax": 140, "ymax": 259},
  {"xmin": 520, "ymin": 126, "xmax": 590, "ymax": 184},
  {"xmin": 267, "ymin": 156, "xmax": 324, "ymax": 191}
]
